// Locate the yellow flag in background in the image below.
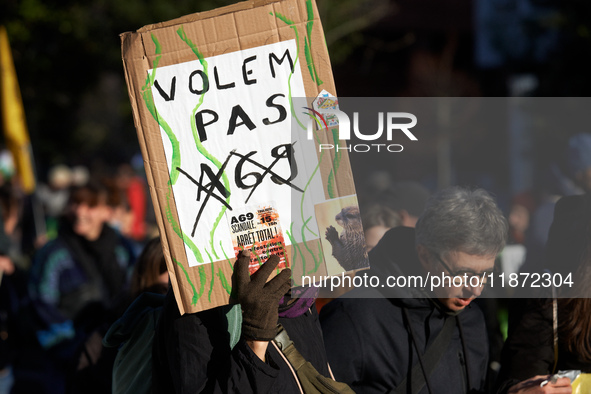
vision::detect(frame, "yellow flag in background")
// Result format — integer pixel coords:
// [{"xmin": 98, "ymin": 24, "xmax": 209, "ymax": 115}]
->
[{"xmin": 0, "ymin": 25, "xmax": 36, "ymax": 194}]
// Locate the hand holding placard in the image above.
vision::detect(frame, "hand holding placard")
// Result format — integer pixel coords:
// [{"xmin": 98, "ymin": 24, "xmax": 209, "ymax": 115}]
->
[{"xmin": 232, "ymin": 250, "xmax": 291, "ymax": 341}]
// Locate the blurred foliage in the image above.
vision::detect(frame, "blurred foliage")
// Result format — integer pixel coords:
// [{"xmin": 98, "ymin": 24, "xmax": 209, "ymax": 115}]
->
[
  {"xmin": 535, "ymin": 0, "xmax": 591, "ymax": 95},
  {"xmin": 2, "ymin": 0, "xmax": 590, "ymax": 183},
  {"xmin": 0, "ymin": 0, "xmax": 240, "ymax": 176},
  {"xmin": 319, "ymin": 0, "xmax": 393, "ymax": 63},
  {"xmin": 0, "ymin": 0, "xmax": 388, "ymax": 178}
]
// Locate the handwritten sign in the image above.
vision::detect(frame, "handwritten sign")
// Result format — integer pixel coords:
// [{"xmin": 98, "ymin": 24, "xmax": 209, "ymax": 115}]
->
[
  {"xmin": 151, "ymin": 39, "xmax": 322, "ymax": 267},
  {"xmin": 123, "ymin": 0, "xmax": 362, "ymax": 313}
]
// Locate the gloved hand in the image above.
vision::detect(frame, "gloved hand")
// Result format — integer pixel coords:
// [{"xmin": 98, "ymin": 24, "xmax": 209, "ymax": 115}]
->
[{"xmin": 232, "ymin": 250, "xmax": 292, "ymax": 341}]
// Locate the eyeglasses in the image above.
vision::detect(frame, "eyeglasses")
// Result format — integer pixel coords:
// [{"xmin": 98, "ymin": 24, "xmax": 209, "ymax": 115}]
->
[{"xmin": 433, "ymin": 253, "xmax": 491, "ymax": 288}]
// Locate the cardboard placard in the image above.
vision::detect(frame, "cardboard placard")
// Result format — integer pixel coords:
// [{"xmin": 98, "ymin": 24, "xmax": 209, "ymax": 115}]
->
[{"xmin": 121, "ymin": 0, "xmax": 366, "ymax": 314}]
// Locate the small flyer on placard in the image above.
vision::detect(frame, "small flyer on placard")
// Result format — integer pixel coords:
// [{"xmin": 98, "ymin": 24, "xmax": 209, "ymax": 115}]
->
[
  {"xmin": 226, "ymin": 202, "xmax": 289, "ymax": 275},
  {"xmin": 314, "ymin": 89, "xmax": 340, "ymax": 127}
]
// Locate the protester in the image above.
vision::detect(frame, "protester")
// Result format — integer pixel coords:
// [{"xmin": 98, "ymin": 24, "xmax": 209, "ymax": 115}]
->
[
  {"xmin": 567, "ymin": 133, "xmax": 591, "ymax": 195},
  {"xmin": 375, "ymin": 180, "xmax": 430, "ymax": 227},
  {"xmin": 475, "ymin": 194, "xmax": 536, "ymax": 392},
  {"xmin": 37, "ymin": 164, "xmax": 73, "ymax": 240},
  {"xmin": 498, "ymin": 192, "xmax": 537, "ymax": 285},
  {"xmin": 320, "ymin": 185, "xmax": 508, "ymax": 393},
  {"xmin": 496, "ymin": 193, "xmax": 591, "ymax": 394},
  {"xmin": 356, "ymin": 170, "xmax": 393, "ymax": 209},
  {"xmin": 26, "ymin": 181, "xmax": 135, "ymax": 393},
  {"xmin": 0, "ymin": 179, "xmax": 35, "ymax": 394},
  {"xmin": 0, "ymin": 184, "xmax": 17, "ymax": 394},
  {"xmin": 153, "ymin": 250, "xmax": 351, "ymax": 393},
  {"xmin": 508, "ymin": 192, "xmax": 537, "ymax": 246},
  {"xmin": 128, "ymin": 236, "xmax": 168, "ymax": 298},
  {"xmin": 71, "ymin": 166, "xmax": 90, "ymax": 188},
  {"xmin": 115, "ymin": 163, "xmax": 147, "ymax": 243},
  {"xmin": 361, "ymin": 203, "xmax": 402, "ymax": 252},
  {"xmin": 103, "ymin": 237, "xmax": 168, "ymax": 394}
]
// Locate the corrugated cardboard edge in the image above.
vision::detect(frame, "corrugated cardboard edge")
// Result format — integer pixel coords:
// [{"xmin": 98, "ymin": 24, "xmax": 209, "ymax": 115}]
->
[
  {"xmin": 121, "ymin": 0, "xmax": 355, "ymax": 314},
  {"xmin": 135, "ymin": 0, "xmax": 282, "ymax": 33},
  {"xmin": 120, "ymin": 32, "xmax": 187, "ymax": 312}
]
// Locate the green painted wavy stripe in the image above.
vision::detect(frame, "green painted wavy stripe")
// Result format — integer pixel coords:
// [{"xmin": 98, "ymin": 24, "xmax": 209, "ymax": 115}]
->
[
  {"xmin": 309, "ymin": 43, "xmax": 322, "ymax": 86},
  {"xmin": 274, "ymin": 8, "xmax": 321, "ymax": 85},
  {"xmin": 300, "ymin": 216, "xmax": 321, "ymax": 274},
  {"xmin": 182, "ymin": 231, "xmax": 204, "ymax": 263},
  {"xmin": 164, "ymin": 178, "xmax": 202, "ymax": 304},
  {"xmin": 286, "ymin": 224, "xmax": 305, "ymax": 279},
  {"xmin": 205, "ymin": 249, "xmax": 216, "ymax": 302},
  {"xmin": 175, "ymin": 258, "xmax": 198, "ymax": 304},
  {"xmin": 177, "ymin": 25, "xmax": 231, "ymax": 261},
  {"xmin": 327, "ymin": 127, "xmax": 341, "ymax": 199},
  {"xmin": 166, "ymin": 182, "xmax": 205, "ymax": 264},
  {"xmin": 197, "ymin": 265, "xmax": 207, "ymax": 304},
  {"xmin": 141, "ymin": 34, "xmax": 181, "ymax": 184},
  {"xmin": 176, "ymin": 232, "xmax": 206, "ymax": 304},
  {"xmin": 331, "ymin": 127, "xmax": 342, "ymax": 171},
  {"xmin": 305, "ymin": 0, "xmax": 322, "ymax": 86},
  {"xmin": 271, "ymin": 12, "xmax": 328, "ymax": 277},
  {"xmin": 272, "ymin": 11, "xmax": 323, "ymax": 224},
  {"xmin": 327, "ymin": 169, "xmax": 336, "ymax": 198},
  {"xmin": 272, "ymin": 14, "xmax": 330, "ymax": 247},
  {"xmin": 304, "ymin": 36, "xmax": 315, "ymax": 84},
  {"xmin": 313, "ymin": 240, "xmax": 323, "ymax": 274},
  {"xmin": 143, "ymin": 35, "xmax": 204, "ymax": 304},
  {"xmin": 272, "ymin": 12, "xmax": 322, "ymax": 278},
  {"xmin": 218, "ymin": 268, "xmax": 232, "ymax": 295},
  {"xmin": 272, "ymin": 11, "xmax": 294, "ymax": 25},
  {"xmin": 299, "ymin": 150, "xmax": 324, "ymax": 237},
  {"xmin": 305, "ymin": 0, "xmax": 314, "ymax": 38},
  {"xmin": 221, "ymin": 242, "xmax": 234, "ymax": 271},
  {"xmin": 168, "ymin": 183, "xmax": 208, "ymax": 305},
  {"xmin": 271, "ymin": 12, "xmax": 306, "ymax": 133}
]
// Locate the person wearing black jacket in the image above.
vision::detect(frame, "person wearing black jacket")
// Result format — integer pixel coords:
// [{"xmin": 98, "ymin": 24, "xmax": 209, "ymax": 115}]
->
[
  {"xmin": 320, "ymin": 186, "xmax": 508, "ymax": 394},
  {"xmin": 153, "ymin": 250, "xmax": 333, "ymax": 393},
  {"xmin": 496, "ymin": 194, "xmax": 591, "ymax": 394},
  {"xmin": 25, "ymin": 181, "xmax": 136, "ymax": 394}
]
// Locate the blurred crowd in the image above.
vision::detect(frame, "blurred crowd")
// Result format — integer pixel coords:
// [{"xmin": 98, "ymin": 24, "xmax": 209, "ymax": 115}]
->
[
  {"xmin": 0, "ymin": 155, "xmax": 160, "ymax": 393},
  {"xmin": 0, "ymin": 133, "xmax": 590, "ymax": 394}
]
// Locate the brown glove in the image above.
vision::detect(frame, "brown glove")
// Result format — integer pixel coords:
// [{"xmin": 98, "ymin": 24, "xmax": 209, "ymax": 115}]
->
[{"xmin": 232, "ymin": 250, "xmax": 292, "ymax": 341}]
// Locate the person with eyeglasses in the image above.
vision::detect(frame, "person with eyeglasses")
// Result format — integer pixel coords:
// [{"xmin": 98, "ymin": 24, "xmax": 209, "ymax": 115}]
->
[{"xmin": 320, "ymin": 185, "xmax": 508, "ymax": 394}]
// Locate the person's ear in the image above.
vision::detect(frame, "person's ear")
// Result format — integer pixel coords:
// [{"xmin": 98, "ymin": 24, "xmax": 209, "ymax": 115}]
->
[
  {"xmin": 399, "ymin": 210, "xmax": 419, "ymax": 228},
  {"xmin": 416, "ymin": 245, "xmax": 431, "ymax": 272}
]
